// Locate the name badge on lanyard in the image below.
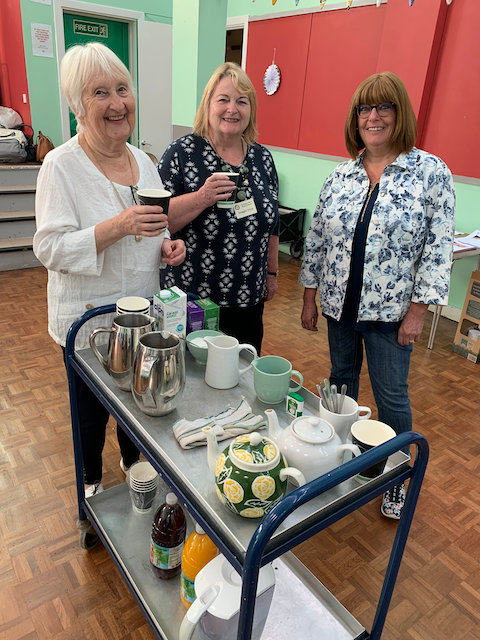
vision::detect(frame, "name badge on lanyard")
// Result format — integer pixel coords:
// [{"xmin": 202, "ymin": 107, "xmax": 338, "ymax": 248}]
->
[{"xmin": 234, "ymin": 199, "xmax": 257, "ymax": 219}]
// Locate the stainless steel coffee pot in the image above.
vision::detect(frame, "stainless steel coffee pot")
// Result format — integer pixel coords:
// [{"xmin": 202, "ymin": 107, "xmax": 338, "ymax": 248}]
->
[
  {"xmin": 89, "ymin": 313, "xmax": 155, "ymax": 391},
  {"xmin": 131, "ymin": 331, "xmax": 185, "ymax": 416}
]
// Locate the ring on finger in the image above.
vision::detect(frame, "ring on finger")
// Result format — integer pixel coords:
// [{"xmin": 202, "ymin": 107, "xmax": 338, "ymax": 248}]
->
[{"xmin": 409, "ymin": 339, "xmax": 414, "ymax": 343}]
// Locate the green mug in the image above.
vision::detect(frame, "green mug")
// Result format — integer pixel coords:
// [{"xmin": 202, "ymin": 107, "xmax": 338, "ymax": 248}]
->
[{"xmin": 252, "ymin": 356, "xmax": 304, "ymax": 405}]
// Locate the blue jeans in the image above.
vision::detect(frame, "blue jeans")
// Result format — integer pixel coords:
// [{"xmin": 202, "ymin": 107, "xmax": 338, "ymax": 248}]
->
[{"xmin": 326, "ymin": 318, "xmax": 412, "ymax": 436}]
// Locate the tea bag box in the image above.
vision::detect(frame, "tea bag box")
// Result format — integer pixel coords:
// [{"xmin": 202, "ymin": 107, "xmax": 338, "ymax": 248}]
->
[{"xmin": 153, "ymin": 287, "xmax": 187, "ymax": 339}]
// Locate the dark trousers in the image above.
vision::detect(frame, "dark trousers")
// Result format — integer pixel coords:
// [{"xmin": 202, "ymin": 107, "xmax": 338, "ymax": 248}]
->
[
  {"xmin": 219, "ymin": 300, "xmax": 265, "ymax": 355},
  {"xmin": 62, "ymin": 348, "xmax": 140, "ymax": 484}
]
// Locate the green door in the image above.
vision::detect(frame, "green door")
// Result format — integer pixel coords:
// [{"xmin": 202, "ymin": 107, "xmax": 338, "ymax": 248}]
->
[{"xmin": 63, "ymin": 13, "xmax": 129, "ymax": 138}]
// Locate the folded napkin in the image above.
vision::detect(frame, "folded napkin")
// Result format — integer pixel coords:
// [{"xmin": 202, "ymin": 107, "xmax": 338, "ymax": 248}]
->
[{"xmin": 173, "ymin": 398, "xmax": 267, "ymax": 449}]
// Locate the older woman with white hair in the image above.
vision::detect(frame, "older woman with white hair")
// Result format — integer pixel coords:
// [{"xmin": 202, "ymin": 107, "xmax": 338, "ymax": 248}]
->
[{"xmin": 33, "ymin": 42, "xmax": 186, "ymax": 498}]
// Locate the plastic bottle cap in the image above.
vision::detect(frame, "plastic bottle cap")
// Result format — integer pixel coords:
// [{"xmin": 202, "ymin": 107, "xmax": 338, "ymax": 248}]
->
[
  {"xmin": 195, "ymin": 524, "xmax": 205, "ymax": 535},
  {"xmin": 160, "ymin": 290, "xmax": 170, "ymax": 298},
  {"xmin": 166, "ymin": 492, "xmax": 178, "ymax": 505}
]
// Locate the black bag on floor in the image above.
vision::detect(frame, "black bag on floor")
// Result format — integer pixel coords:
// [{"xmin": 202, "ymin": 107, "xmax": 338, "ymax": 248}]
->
[{"xmin": 0, "ymin": 125, "xmax": 27, "ymax": 163}]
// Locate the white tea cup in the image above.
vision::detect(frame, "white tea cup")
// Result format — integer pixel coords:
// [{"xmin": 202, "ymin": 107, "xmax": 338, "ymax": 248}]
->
[{"xmin": 319, "ymin": 395, "xmax": 371, "ymax": 444}]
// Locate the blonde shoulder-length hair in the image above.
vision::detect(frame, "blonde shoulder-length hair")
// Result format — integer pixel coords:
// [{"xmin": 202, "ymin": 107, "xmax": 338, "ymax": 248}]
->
[
  {"xmin": 344, "ymin": 71, "xmax": 418, "ymax": 159},
  {"xmin": 60, "ymin": 42, "xmax": 134, "ymax": 134},
  {"xmin": 193, "ymin": 62, "xmax": 258, "ymax": 145}
]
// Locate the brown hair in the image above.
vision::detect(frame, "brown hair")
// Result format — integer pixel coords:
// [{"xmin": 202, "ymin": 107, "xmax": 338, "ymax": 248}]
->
[
  {"xmin": 344, "ymin": 71, "xmax": 417, "ymax": 159},
  {"xmin": 193, "ymin": 62, "xmax": 258, "ymax": 145}
]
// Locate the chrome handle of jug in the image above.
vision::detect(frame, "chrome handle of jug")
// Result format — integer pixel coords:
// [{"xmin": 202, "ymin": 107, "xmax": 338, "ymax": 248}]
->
[
  {"xmin": 178, "ymin": 583, "xmax": 222, "ymax": 640},
  {"xmin": 89, "ymin": 326, "xmax": 114, "ymax": 374},
  {"xmin": 237, "ymin": 344, "xmax": 258, "ymax": 377}
]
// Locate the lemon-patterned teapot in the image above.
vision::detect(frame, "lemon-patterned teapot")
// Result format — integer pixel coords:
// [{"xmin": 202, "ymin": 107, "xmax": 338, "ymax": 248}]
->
[{"xmin": 203, "ymin": 427, "xmax": 306, "ymax": 519}]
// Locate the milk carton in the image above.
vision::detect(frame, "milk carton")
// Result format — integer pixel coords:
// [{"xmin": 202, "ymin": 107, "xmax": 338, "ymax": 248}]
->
[{"xmin": 153, "ymin": 286, "xmax": 187, "ymax": 339}]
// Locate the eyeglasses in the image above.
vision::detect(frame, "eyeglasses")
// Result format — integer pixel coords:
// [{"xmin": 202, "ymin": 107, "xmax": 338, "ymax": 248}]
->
[{"xmin": 356, "ymin": 102, "xmax": 395, "ymax": 118}]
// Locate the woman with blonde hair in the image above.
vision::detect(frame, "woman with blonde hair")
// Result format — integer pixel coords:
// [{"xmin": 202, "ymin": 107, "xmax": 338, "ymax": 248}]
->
[
  {"xmin": 299, "ymin": 71, "xmax": 455, "ymax": 519},
  {"xmin": 158, "ymin": 62, "xmax": 280, "ymax": 353}
]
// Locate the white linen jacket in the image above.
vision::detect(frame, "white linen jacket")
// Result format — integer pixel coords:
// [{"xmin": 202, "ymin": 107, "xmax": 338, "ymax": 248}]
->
[
  {"xmin": 34, "ymin": 135, "xmax": 169, "ymax": 349},
  {"xmin": 299, "ymin": 148, "xmax": 456, "ymax": 322}
]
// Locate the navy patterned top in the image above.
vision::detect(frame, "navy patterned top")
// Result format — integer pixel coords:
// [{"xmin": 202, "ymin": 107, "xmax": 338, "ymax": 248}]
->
[{"xmin": 158, "ymin": 135, "xmax": 280, "ymax": 307}]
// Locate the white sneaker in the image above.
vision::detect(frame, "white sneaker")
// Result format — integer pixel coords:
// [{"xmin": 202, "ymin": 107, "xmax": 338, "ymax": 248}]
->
[{"xmin": 85, "ymin": 482, "xmax": 104, "ymax": 498}]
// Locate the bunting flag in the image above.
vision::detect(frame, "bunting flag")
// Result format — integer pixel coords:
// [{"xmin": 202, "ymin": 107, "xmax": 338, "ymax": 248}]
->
[
  {"xmin": 347, "ymin": 0, "xmax": 353, "ymax": 8},
  {"xmin": 377, "ymin": 0, "xmax": 381, "ymax": 6},
  {"xmin": 295, "ymin": 0, "xmax": 300, "ymax": 5},
  {"xmin": 409, "ymin": 0, "xmax": 415, "ymax": 5},
  {"xmin": 320, "ymin": 0, "xmax": 327, "ymax": 7},
  {"xmin": 446, "ymin": 0, "xmax": 453, "ymax": 4}
]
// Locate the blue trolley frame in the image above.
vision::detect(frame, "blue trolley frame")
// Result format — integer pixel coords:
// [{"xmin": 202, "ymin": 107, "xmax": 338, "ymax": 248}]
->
[{"xmin": 65, "ymin": 304, "xmax": 428, "ymax": 640}]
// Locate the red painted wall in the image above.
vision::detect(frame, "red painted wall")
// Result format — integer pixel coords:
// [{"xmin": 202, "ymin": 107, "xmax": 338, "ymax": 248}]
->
[
  {"xmin": 421, "ymin": 0, "xmax": 480, "ymax": 178},
  {"xmin": 0, "ymin": 0, "xmax": 31, "ymax": 126},
  {"xmin": 246, "ymin": 0, "xmax": 478, "ymax": 178},
  {"xmin": 247, "ymin": 14, "xmax": 312, "ymax": 150},
  {"xmin": 299, "ymin": 5, "xmax": 386, "ymax": 157}
]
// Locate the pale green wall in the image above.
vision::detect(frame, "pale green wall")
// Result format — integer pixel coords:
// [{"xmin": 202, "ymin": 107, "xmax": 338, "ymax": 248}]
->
[
  {"xmin": 19, "ymin": 0, "xmax": 172, "ymax": 147},
  {"xmin": 227, "ymin": 0, "xmax": 322, "ymax": 18},
  {"xmin": 172, "ymin": 0, "xmax": 227, "ymax": 128}
]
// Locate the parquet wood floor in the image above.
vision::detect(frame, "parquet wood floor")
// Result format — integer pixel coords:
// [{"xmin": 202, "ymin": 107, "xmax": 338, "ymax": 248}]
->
[{"xmin": 0, "ymin": 255, "xmax": 479, "ymax": 640}]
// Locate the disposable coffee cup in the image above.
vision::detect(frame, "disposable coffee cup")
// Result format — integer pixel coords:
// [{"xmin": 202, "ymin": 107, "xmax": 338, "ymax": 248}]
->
[
  {"xmin": 127, "ymin": 461, "xmax": 159, "ymax": 513},
  {"xmin": 116, "ymin": 296, "xmax": 150, "ymax": 316},
  {"xmin": 350, "ymin": 420, "xmax": 396, "ymax": 482},
  {"xmin": 136, "ymin": 189, "xmax": 171, "ymax": 215},
  {"xmin": 215, "ymin": 172, "xmax": 239, "ymax": 209}
]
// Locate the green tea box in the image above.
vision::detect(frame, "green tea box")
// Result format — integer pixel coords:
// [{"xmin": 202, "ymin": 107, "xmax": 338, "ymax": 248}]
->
[{"xmin": 196, "ymin": 298, "xmax": 220, "ymax": 331}]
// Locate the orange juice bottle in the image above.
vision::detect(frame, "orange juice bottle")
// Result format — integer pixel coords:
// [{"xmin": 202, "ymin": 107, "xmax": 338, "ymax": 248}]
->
[{"xmin": 180, "ymin": 524, "xmax": 218, "ymax": 608}]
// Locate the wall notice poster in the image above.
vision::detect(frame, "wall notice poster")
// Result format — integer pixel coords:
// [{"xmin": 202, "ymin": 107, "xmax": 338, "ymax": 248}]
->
[{"xmin": 31, "ymin": 23, "xmax": 53, "ymax": 58}]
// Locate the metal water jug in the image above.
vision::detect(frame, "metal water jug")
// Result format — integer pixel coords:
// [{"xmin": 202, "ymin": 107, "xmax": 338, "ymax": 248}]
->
[
  {"xmin": 131, "ymin": 331, "xmax": 185, "ymax": 416},
  {"xmin": 89, "ymin": 313, "xmax": 155, "ymax": 391}
]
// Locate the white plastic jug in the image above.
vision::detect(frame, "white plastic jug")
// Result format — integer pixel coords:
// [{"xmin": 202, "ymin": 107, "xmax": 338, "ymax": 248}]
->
[
  {"xmin": 204, "ymin": 335, "xmax": 257, "ymax": 390},
  {"xmin": 179, "ymin": 554, "xmax": 275, "ymax": 640}
]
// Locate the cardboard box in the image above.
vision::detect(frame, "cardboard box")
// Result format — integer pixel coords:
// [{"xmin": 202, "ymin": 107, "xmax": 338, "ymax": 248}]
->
[
  {"xmin": 186, "ymin": 300, "xmax": 204, "ymax": 333},
  {"xmin": 452, "ymin": 270, "xmax": 480, "ymax": 363},
  {"xmin": 153, "ymin": 286, "xmax": 187, "ymax": 339},
  {"xmin": 197, "ymin": 298, "xmax": 220, "ymax": 331}
]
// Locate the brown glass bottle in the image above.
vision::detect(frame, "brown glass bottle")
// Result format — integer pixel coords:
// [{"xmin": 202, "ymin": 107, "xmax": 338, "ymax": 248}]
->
[{"xmin": 150, "ymin": 493, "xmax": 187, "ymax": 579}]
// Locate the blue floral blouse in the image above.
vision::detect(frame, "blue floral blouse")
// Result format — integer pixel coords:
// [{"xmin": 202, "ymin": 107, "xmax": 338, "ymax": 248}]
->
[{"xmin": 299, "ymin": 148, "xmax": 456, "ymax": 322}]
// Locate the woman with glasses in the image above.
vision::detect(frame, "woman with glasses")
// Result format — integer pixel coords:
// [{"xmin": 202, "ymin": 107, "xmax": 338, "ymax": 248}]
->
[
  {"xmin": 33, "ymin": 43, "xmax": 186, "ymax": 498},
  {"xmin": 299, "ymin": 72, "xmax": 455, "ymax": 519}
]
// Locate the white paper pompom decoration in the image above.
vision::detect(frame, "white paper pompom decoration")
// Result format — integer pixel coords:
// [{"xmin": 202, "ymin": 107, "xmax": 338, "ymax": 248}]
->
[{"xmin": 263, "ymin": 64, "xmax": 281, "ymax": 96}]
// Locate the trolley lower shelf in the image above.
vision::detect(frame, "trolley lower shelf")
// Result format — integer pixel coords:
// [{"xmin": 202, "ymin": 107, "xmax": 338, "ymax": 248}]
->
[{"xmin": 86, "ymin": 479, "xmax": 366, "ymax": 640}]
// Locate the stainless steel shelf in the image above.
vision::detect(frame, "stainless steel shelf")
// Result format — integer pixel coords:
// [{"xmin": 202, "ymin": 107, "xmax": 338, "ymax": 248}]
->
[{"xmin": 86, "ymin": 479, "xmax": 365, "ymax": 640}]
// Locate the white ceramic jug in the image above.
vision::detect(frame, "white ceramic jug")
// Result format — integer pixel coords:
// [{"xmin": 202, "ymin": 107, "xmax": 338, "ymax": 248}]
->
[
  {"xmin": 204, "ymin": 335, "xmax": 257, "ymax": 390},
  {"xmin": 179, "ymin": 554, "xmax": 275, "ymax": 640}
]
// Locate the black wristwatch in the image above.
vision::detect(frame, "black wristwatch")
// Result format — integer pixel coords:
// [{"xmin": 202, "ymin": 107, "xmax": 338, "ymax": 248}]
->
[{"xmin": 267, "ymin": 270, "xmax": 279, "ymax": 277}]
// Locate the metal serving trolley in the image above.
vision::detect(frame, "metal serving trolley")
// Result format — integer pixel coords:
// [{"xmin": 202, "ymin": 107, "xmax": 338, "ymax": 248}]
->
[{"xmin": 66, "ymin": 304, "xmax": 428, "ymax": 640}]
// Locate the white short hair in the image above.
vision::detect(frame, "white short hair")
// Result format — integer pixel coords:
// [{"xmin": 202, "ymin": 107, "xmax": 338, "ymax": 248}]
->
[{"xmin": 60, "ymin": 42, "xmax": 134, "ymax": 133}]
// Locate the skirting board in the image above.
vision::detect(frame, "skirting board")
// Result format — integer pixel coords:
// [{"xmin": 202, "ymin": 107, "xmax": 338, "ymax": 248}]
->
[{"xmin": 428, "ymin": 304, "xmax": 461, "ymax": 323}]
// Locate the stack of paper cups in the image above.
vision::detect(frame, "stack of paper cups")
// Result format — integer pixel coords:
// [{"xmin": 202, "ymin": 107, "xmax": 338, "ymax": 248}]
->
[
  {"xmin": 128, "ymin": 461, "xmax": 159, "ymax": 513},
  {"xmin": 116, "ymin": 296, "xmax": 150, "ymax": 316}
]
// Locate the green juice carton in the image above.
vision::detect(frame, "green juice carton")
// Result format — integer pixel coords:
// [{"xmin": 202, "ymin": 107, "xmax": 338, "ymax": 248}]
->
[
  {"xmin": 153, "ymin": 286, "xmax": 187, "ymax": 339},
  {"xmin": 196, "ymin": 298, "xmax": 220, "ymax": 331}
]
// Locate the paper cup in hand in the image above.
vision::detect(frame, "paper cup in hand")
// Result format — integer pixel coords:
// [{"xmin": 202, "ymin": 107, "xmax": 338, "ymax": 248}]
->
[
  {"xmin": 136, "ymin": 189, "xmax": 171, "ymax": 215},
  {"xmin": 350, "ymin": 420, "xmax": 396, "ymax": 482},
  {"xmin": 215, "ymin": 173, "xmax": 239, "ymax": 209}
]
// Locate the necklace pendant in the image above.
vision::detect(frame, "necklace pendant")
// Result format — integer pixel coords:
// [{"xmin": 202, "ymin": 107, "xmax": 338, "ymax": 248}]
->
[{"xmin": 135, "ymin": 235, "xmax": 142, "ymax": 242}]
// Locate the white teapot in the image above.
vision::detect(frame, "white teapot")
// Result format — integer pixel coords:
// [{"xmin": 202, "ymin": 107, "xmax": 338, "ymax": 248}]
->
[{"xmin": 265, "ymin": 409, "xmax": 361, "ymax": 484}]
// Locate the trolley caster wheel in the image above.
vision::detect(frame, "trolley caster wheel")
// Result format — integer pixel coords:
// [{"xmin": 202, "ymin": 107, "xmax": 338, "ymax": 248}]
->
[
  {"xmin": 290, "ymin": 239, "xmax": 304, "ymax": 259},
  {"xmin": 77, "ymin": 518, "xmax": 100, "ymax": 551}
]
